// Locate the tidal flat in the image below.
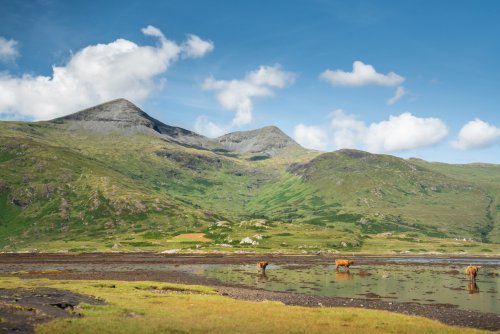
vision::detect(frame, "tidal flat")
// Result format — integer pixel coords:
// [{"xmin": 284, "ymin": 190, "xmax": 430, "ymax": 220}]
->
[{"xmin": 0, "ymin": 253, "xmax": 499, "ymax": 332}]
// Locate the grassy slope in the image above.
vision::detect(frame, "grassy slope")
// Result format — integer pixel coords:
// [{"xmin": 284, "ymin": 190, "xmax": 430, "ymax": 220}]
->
[
  {"xmin": 409, "ymin": 159, "xmax": 500, "ymax": 242},
  {"xmin": 0, "ymin": 120, "xmax": 499, "ymax": 252},
  {"xmin": 0, "ymin": 122, "xmax": 216, "ymax": 250},
  {"xmin": 0, "ymin": 277, "xmax": 487, "ymax": 334},
  {"xmin": 249, "ymin": 150, "xmax": 498, "ymax": 245}
]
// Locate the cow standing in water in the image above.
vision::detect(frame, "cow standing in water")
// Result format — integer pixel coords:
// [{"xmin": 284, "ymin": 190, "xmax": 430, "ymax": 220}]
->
[
  {"xmin": 335, "ymin": 259, "xmax": 354, "ymax": 271},
  {"xmin": 257, "ymin": 261, "xmax": 269, "ymax": 273},
  {"xmin": 466, "ymin": 265, "xmax": 480, "ymax": 282}
]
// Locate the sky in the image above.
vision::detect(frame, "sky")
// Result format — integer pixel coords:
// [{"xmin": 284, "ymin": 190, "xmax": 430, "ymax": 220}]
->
[{"xmin": 0, "ymin": 0, "xmax": 499, "ymax": 164}]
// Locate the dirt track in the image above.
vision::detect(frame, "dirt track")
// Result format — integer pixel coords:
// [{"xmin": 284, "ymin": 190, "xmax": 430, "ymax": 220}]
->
[{"xmin": 0, "ymin": 253, "xmax": 499, "ymax": 332}]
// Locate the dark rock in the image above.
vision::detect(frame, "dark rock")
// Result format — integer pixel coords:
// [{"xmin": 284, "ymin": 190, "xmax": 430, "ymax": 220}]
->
[{"xmin": 0, "ymin": 287, "xmax": 105, "ymax": 333}]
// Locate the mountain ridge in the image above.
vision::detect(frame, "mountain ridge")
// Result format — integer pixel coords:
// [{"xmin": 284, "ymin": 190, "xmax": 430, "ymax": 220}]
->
[
  {"xmin": 0, "ymin": 98, "xmax": 499, "ymax": 252},
  {"xmin": 52, "ymin": 98, "xmax": 308, "ymax": 157}
]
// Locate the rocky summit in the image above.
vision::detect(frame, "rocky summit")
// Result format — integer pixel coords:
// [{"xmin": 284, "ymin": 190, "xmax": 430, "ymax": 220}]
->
[
  {"xmin": 53, "ymin": 98, "xmax": 209, "ymax": 147},
  {"xmin": 217, "ymin": 126, "xmax": 301, "ymax": 156}
]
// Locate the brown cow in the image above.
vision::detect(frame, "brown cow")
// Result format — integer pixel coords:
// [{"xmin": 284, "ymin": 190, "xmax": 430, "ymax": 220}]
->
[
  {"xmin": 466, "ymin": 265, "xmax": 480, "ymax": 281},
  {"xmin": 257, "ymin": 261, "xmax": 269, "ymax": 273},
  {"xmin": 335, "ymin": 259, "xmax": 354, "ymax": 271}
]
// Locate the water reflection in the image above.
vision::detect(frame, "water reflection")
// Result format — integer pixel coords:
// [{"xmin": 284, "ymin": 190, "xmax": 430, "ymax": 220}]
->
[
  {"xmin": 256, "ymin": 272, "xmax": 269, "ymax": 283},
  {"xmin": 2, "ymin": 258, "xmax": 498, "ymax": 313},
  {"xmin": 199, "ymin": 263, "xmax": 500, "ymax": 313},
  {"xmin": 335, "ymin": 270, "xmax": 352, "ymax": 281},
  {"xmin": 467, "ymin": 281, "xmax": 480, "ymax": 294}
]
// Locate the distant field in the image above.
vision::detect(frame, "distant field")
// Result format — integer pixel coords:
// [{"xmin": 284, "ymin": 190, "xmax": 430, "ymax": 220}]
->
[{"xmin": 170, "ymin": 233, "xmax": 212, "ymax": 243}]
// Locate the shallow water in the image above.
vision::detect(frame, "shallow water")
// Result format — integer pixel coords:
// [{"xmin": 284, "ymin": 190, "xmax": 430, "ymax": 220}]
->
[
  {"xmin": 2, "ymin": 257, "xmax": 499, "ymax": 313},
  {"xmin": 194, "ymin": 263, "xmax": 500, "ymax": 313}
]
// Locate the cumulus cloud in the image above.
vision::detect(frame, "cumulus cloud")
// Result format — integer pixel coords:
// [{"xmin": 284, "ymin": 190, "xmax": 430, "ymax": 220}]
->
[
  {"xmin": 293, "ymin": 124, "xmax": 328, "ymax": 150},
  {"xmin": 194, "ymin": 115, "xmax": 228, "ymax": 138},
  {"xmin": 0, "ymin": 26, "xmax": 213, "ymax": 120},
  {"xmin": 294, "ymin": 111, "xmax": 448, "ymax": 153},
  {"xmin": 452, "ymin": 118, "xmax": 500, "ymax": 150},
  {"xmin": 329, "ymin": 109, "xmax": 365, "ymax": 149},
  {"xmin": 364, "ymin": 113, "xmax": 448, "ymax": 152},
  {"xmin": 387, "ymin": 86, "xmax": 406, "ymax": 105},
  {"xmin": 201, "ymin": 65, "xmax": 295, "ymax": 127},
  {"xmin": 182, "ymin": 34, "xmax": 214, "ymax": 58},
  {"xmin": 141, "ymin": 25, "xmax": 166, "ymax": 39},
  {"xmin": 0, "ymin": 37, "xmax": 19, "ymax": 62},
  {"xmin": 320, "ymin": 61, "xmax": 404, "ymax": 87}
]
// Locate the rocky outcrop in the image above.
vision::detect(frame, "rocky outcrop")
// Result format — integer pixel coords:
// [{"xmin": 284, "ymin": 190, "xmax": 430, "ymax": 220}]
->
[{"xmin": 217, "ymin": 126, "xmax": 300, "ymax": 156}]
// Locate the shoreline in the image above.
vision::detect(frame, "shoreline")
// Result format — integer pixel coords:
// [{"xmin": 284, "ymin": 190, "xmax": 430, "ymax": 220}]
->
[
  {"xmin": 2, "ymin": 250, "xmax": 500, "ymax": 257},
  {"xmin": 1, "ymin": 252, "xmax": 500, "ymax": 260},
  {"xmin": 1, "ymin": 253, "xmax": 499, "ymax": 331}
]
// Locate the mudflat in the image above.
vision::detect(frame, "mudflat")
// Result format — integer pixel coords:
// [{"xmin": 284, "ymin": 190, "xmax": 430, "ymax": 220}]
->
[{"xmin": 0, "ymin": 253, "xmax": 499, "ymax": 332}]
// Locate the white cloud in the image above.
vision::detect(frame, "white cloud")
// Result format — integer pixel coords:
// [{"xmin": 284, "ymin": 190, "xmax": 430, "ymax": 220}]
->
[
  {"xmin": 329, "ymin": 109, "xmax": 365, "ymax": 149},
  {"xmin": 0, "ymin": 37, "xmax": 19, "ymax": 62},
  {"xmin": 320, "ymin": 61, "xmax": 404, "ymax": 87},
  {"xmin": 194, "ymin": 115, "xmax": 228, "ymax": 138},
  {"xmin": 182, "ymin": 34, "xmax": 214, "ymax": 58},
  {"xmin": 293, "ymin": 124, "xmax": 328, "ymax": 150},
  {"xmin": 295, "ymin": 111, "xmax": 448, "ymax": 153},
  {"xmin": 0, "ymin": 26, "xmax": 213, "ymax": 120},
  {"xmin": 387, "ymin": 86, "xmax": 406, "ymax": 105},
  {"xmin": 364, "ymin": 113, "xmax": 448, "ymax": 152},
  {"xmin": 201, "ymin": 65, "xmax": 295, "ymax": 127},
  {"xmin": 452, "ymin": 118, "xmax": 500, "ymax": 150},
  {"xmin": 141, "ymin": 25, "xmax": 166, "ymax": 39}
]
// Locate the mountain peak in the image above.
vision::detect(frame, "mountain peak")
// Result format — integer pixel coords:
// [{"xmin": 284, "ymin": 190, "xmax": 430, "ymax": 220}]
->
[
  {"xmin": 53, "ymin": 98, "xmax": 148, "ymax": 124},
  {"xmin": 51, "ymin": 98, "xmax": 209, "ymax": 147},
  {"xmin": 216, "ymin": 125, "xmax": 300, "ymax": 156}
]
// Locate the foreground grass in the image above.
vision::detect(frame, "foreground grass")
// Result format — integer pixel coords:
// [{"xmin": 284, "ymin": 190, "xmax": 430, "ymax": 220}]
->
[{"xmin": 0, "ymin": 277, "xmax": 488, "ymax": 334}]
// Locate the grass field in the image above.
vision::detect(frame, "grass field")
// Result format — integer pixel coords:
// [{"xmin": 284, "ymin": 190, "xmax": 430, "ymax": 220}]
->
[{"xmin": 169, "ymin": 233, "xmax": 213, "ymax": 243}]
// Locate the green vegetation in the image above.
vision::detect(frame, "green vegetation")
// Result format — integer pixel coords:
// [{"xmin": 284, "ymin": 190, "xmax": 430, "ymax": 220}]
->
[
  {"xmin": 0, "ymin": 102, "xmax": 499, "ymax": 253},
  {"xmin": 0, "ymin": 277, "xmax": 488, "ymax": 334}
]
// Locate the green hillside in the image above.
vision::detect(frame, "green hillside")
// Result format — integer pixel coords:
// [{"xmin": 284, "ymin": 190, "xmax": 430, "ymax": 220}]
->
[
  {"xmin": 409, "ymin": 159, "xmax": 500, "ymax": 242},
  {"xmin": 0, "ymin": 99, "xmax": 498, "ymax": 253}
]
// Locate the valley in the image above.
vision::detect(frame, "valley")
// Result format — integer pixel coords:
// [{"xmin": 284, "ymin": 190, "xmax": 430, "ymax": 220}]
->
[{"xmin": 0, "ymin": 99, "xmax": 499, "ymax": 253}]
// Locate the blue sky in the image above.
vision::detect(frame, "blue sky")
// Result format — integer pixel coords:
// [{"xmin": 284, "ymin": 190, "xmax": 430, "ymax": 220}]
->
[{"xmin": 0, "ymin": 0, "xmax": 499, "ymax": 163}]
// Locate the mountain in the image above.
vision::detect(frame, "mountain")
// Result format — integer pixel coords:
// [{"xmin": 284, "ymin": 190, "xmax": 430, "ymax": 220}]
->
[
  {"xmin": 217, "ymin": 126, "xmax": 302, "ymax": 157},
  {"xmin": 256, "ymin": 149, "xmax": 497, "ymax": 242},
  {"xmin": 52, "ymin": 98, "xmax": 211, "ymax": 148},
  {"xmin": 0, "ymin": 99, "xmax": 499, "ymax": 253}
]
